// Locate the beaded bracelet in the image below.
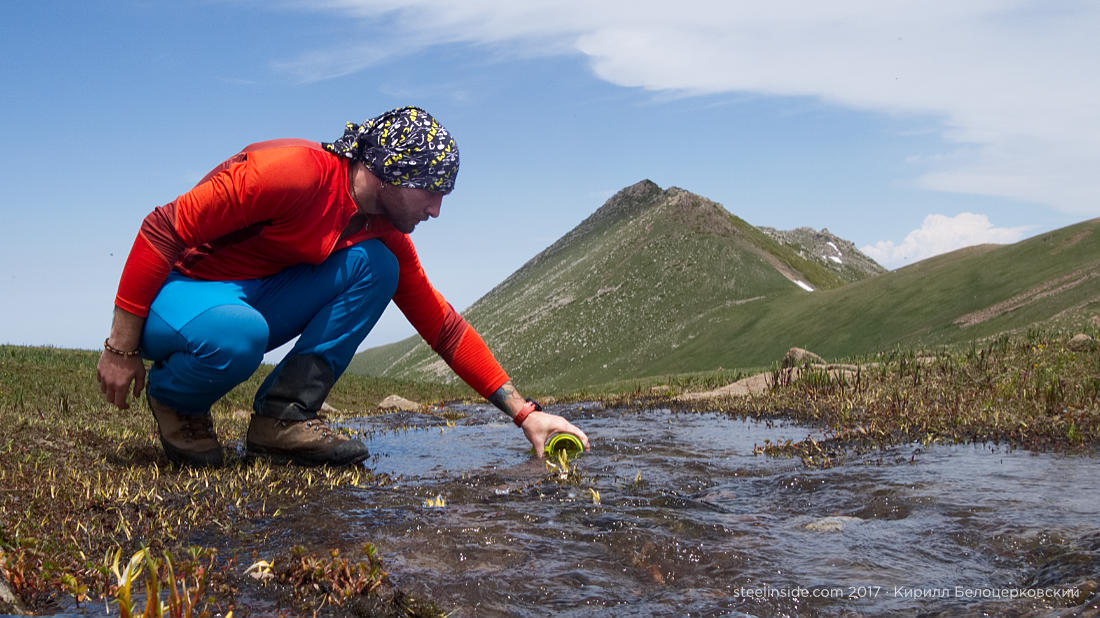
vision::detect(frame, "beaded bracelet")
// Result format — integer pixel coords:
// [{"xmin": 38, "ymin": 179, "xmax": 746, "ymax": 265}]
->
[
  {"xmin": 512, "ymin": 398, "xmax": 543, "ymax": 427},
  {"xmin": 104, "ymin": 338, "xmax": 141, "ymax": 358}
]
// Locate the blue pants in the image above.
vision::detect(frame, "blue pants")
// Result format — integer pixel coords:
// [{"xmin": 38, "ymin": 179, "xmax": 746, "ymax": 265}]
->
[{"xmin": 142, "ymin": 239, "xmax": 399, "ymax": 416}]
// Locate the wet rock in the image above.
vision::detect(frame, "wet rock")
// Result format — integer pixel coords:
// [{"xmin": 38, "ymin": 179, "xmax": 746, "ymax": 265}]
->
[
  {"xmin": 0, "ymin": 572, "xmax": 26, "ymax": 614},
  {"xmin": 1068, "ymin": 333, "xmax": 1096, "ymax": 351},
  {"xmin": 784, "ymin": 347, "xmax": 825, "ymax": 368},
  {"xmin": 805, "ymin": 516, "xmax": 863, "ymax": 532},
  {"xmin": 379, "ymin": 395, "xmax": 420, "ymax": 411}
]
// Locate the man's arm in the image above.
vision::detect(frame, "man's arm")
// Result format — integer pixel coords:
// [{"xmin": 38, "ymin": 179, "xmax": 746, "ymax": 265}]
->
[
  {"xmin": 488, "ymin": 381, "xmax": 590, "ymax": 458},
  {"xmin": 385, "ymin": 234, "xmax": 591, "ymax": 456},
  {"xmin": 97, "ymin": 306, "xmax": 147, "ymax": 409},
  {"xmin": 103, "ymin": 144, "xmax": 319, "ymax": 409}
]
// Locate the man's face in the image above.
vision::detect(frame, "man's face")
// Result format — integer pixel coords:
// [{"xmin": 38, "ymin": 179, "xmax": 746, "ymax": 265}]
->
[{"xmin": 377, "ymin": 184, "xmax": 444, "ymax": 234}]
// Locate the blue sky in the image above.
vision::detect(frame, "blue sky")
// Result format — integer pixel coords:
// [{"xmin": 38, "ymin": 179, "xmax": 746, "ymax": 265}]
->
[{"xmin": 2, "ymin": 1, "xmax": 1097, "ymax": 354}]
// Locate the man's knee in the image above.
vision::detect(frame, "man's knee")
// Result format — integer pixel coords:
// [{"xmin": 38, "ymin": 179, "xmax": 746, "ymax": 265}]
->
[
  {"xmin": 186, "ymin": 305, "xmax": 269, "ymax": 382},
  {"xmin": 348, "ymin": 239, "xmax": 399, "ymax": 297}
]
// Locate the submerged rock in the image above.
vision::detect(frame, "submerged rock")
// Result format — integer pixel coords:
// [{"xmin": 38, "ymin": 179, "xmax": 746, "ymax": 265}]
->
[
  {"xmin": 805, "ymin": 516, "xmax": 864, "ymax": 532},
  {"xmin": 1024, "ymin": 531, "xmax": 1100, "ymax": 608}
]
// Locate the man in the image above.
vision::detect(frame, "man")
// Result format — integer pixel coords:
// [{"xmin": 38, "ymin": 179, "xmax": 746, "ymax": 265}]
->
[{"xmin": 97, "ymin": 106, "xmax": 589, "ymax": 467}]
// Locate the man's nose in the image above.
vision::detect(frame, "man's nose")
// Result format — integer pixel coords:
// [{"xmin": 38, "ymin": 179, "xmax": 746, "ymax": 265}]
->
[{"xmin": 426, "ymin": 198, "xmax": 442, "ymax": 218}]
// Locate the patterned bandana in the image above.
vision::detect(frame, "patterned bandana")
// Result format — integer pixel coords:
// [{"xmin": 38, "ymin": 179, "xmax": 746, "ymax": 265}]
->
[{"xmin": 322, "ymin": 106, "xmax": 459, "ymax": 193}]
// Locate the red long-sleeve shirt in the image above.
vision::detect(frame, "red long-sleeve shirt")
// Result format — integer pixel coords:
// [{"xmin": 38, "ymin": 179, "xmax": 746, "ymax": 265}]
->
[{"xmin": 115, "ymin": 139, "xmax": 509, "ymax": 398}]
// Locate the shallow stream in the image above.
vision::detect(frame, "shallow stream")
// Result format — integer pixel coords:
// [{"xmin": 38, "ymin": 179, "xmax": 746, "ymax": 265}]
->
[
  {"xmin": 303, "ymin": 403, "xmax": 1100, "ymax": 616},
  {"xmin": 32, "ymin": 404, "xmax": 1098, "ymax": 617}
]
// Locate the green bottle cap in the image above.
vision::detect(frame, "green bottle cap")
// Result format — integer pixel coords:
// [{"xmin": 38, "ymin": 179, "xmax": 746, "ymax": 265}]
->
[{"xmin": 545, "ymin": 433, "xmax": 584, "ymax": 457}]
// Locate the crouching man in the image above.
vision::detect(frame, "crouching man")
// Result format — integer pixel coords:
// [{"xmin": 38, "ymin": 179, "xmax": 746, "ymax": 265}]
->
[{"xmin": 97, "ymin": 106, "xmax": 589, "ymax": 467}]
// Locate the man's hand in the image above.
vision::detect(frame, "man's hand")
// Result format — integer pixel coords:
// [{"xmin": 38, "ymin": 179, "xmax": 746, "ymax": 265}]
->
[
  {"xmin": 98, "ymin": 306, "xmax": 148, "ymax": 409},
  {"xmin": 518, "ymin": 411, "xmax": 590, "ymax": 458},
  {"xmin": 489, "ymin": 381, "xmax": 591, "ymax": 458},
  {"xmin": 97, "ymin": 351, "xmax": 146, "ymax": 409}
]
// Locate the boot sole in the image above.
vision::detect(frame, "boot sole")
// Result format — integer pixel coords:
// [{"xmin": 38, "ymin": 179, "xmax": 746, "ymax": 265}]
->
[
  {"xmin": 160, "ymin": 439, "xmax": 225, "ymax": 468},
  {"xmin": 245, "ymin": 443, "xmax": 369, "ymax": 467}
]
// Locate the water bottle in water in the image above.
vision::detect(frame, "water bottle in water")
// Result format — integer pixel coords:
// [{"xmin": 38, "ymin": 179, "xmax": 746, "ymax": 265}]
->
[{"xmin": 545, "ymin": 432, "xmax": 584, "ymax": 458}]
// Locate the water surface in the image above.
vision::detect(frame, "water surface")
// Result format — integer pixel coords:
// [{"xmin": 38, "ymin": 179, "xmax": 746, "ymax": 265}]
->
[{"xmin": 328, "ymin": 404, "xmax": 1099, "ymax": 616}]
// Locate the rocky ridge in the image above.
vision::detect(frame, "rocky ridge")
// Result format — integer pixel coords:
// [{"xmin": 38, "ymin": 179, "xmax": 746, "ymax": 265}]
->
[{"xmin": 759, "ymin": 226, "xmax": 886, "ymax": 281}]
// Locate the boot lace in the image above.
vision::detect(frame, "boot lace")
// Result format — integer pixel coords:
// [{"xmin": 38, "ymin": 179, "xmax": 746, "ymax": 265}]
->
[{"xmin": 304, "ymin": 415, "xmax": 336, "ymax": 439}]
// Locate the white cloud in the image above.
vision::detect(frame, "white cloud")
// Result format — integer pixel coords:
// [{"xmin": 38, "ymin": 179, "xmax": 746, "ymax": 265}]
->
[
  {"xmin": 861, "ymin": 213, "xmax": 1031, "ymax": 269},
  {"xmin": 276, "ymin": 0, "xmax": 1100, "ymax": 217}
]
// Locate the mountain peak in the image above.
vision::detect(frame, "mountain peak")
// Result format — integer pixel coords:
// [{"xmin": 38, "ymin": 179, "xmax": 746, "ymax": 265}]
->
[
  {"xmin": 352, "ymin": 180, "xmax": 871, "ymax": 387},
  {"xmin": 583, "ymin": 179, "xmax": 664, "ymax": 225},
  {"xmin": 619, "ymin": 178, "xmax": 662, "ymax": 197}
]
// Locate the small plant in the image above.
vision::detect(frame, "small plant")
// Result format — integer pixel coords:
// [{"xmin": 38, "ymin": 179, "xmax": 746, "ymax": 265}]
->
[
  {"xmin": 275, "ymin": 545, "xmax": 387, "ymax": 608},
  {"xmin": 107, "ymin": 547, "xmax": 225, "ymax": 618},
  {"xmin": 109, "ymin": 548, "xmax": 145, "ymax": 618},
  {"xmin": 544, "ymin": 448, "xmax": 584, "ymax": 484}
]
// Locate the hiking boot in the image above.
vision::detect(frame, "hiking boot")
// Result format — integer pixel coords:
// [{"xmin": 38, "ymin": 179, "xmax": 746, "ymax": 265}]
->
[
  {"xmin": 147, "ymin": 395, "xmax": 224, "ymax": 467},
  {"xmin": 246, "ymin": 415, "xmax": 369, "ymax": 466}
]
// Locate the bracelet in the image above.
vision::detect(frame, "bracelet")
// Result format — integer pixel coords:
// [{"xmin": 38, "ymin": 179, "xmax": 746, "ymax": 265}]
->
[
  {"xmin": 104, "ymin": 338, "xmax": 141, "ymax": 358},
  {"xmin": 512, "ymin": 398, "xmax": 543, "ymax": 428}
]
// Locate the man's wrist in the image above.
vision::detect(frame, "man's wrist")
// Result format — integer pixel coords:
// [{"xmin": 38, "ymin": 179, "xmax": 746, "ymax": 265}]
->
[
  {"xmin": 104, "ymin": 338, "xmax": 141, "ymax": 358},
  {"xmin": 107, "ymin": 306, "xmax": 146, "ymax": 352},
  {"xmin": 512, "ymin": 398, "xmax": 542, "ymax": 427}
]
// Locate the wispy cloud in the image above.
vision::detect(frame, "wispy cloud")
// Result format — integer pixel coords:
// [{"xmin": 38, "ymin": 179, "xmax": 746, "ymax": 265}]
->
[
  {"xmin": 270, "ymin": 42, "xmax": 397, "ymax": 83},
  {"xmin": 861, "ymin": 213, "xmax": 1031, "ymax": 269},
  {"xmin": 274, "ymin": 0, "xmax": 1100, "ymax": 216}
]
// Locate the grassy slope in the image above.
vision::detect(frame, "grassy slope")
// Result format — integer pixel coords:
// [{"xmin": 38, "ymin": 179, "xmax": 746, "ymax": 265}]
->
[
  {"xmin": 352, "ymin": 177, "xmax": 1096, "ymax": 392},
  {"xmin": 350, "ymin": 181, "xmax": 849, "ymax": 389},
  {"xmin": 651, "ymin": 218, "xmax": 1100, "ymax": 376}
]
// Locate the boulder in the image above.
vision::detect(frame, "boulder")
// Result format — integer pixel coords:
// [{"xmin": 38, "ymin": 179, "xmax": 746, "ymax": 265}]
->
[
  {"xmin": 675, "ymin": 364, "xmax": 860, "ymax": 402},
  {"xmin": 783, "ymin": 347, "xmax": 825, "ymax": 368},
  {"xmin": 379, "ymin": 395, "xmax": 420, "ymax": 411},
  {"xmin": 320, "ymin": 401, "xmax": 343, "ymax": 414},
  {"xmin": 1068, "ymin": 333, "xmax": 1096, "ymax": 351},
  {"xmin": 676, "ymin": 372, "xmax": 773, "ymax": 401}
]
